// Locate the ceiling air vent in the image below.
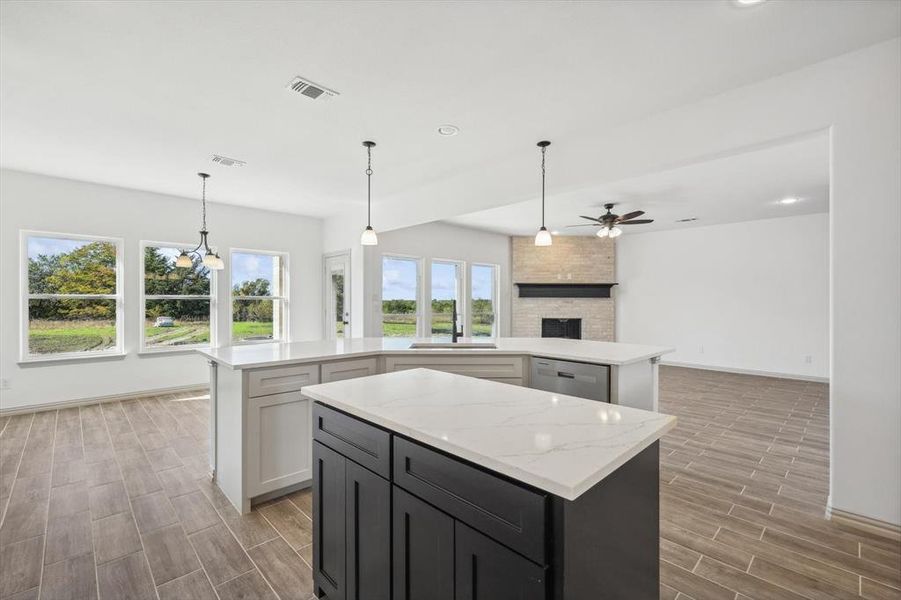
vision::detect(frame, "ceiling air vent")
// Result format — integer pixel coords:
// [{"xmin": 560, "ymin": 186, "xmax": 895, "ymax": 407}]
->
[
  {"xmin": 286, "ymin": 76, "xmax": 339, "ymax": 100},
  {"xmin": 211, "ymin": 154, "xmax": 246, "ymax": 168}
]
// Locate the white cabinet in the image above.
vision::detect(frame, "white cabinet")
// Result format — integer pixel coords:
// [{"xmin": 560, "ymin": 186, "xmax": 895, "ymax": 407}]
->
[
  {"xmin": 247, "ymin": 391, "xmax": 312, "ymax": 498},
  {"xmin": 243, "ymin": 363, "xmax": 319, "ymax": 510},
  {"xmin": 249, "ymin": 364, "xmax": 319, "ymax": 397},
  {"xmin": 321, "ymin": 357, "xmax": 379, "ymax": 383},
  {"xmin": 384, "ymin": 355, "xmax": 525, "ymax": 386}
]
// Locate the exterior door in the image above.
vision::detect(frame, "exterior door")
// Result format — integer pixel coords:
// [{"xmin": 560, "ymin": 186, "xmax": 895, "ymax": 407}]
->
[{"xmin": 324, "ymin": 251, "xmax": 351, "ymax": 339}]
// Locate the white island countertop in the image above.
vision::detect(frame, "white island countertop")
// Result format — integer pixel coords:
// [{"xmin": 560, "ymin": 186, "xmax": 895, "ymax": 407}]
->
[
  {"xmin": 198, "ymin": 337, "xmax": 673, "ymax": 370},
  {"xmin": 302, "ymin": 368, "xmax": 676, "ymax": 500}
]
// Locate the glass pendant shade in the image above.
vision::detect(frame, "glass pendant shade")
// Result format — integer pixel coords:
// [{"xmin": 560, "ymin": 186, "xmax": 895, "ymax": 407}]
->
[
  {"xmin": 175, "ymin": 252, "xmax": 193, "ymax": 268},
  {"xmin": 596, "ymin": 227, "xmax": 610, "ymax": 238},
  {"xmin": 609, "ymin": 226, "xmax": 623, "ymax": 238},
  {"xmin": 534, "ymin": 226, "xmax": 553, "ymax": 246},
  {"xmin": 203, "ymin": 252, "xmax": 224, "ymax": 270},
  {"xmin": 360, "ymin": 225, "xmax": 378, "ymax": 246}
]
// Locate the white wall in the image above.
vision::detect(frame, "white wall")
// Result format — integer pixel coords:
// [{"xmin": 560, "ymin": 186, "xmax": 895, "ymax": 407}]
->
[
  {"xmin": 0, "ymin": 169, "xmax": 322, "ymax": 411},
  {"xmin": 617, "ymin": 214, "xmax": 829, "ymax": 380},
  {"xmin": 362, "ymin": 222, "xmax": 512, "ymax": 337}
]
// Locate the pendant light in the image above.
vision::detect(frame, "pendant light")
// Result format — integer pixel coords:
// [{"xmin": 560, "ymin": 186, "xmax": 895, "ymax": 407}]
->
[
  {"xmin": 360, "ymin": 141, "xmax": 378, "ymax": 246},
  {"xmin": 534, "ymin": 140, "xmax": 552, "ymax": 246},
  {"xmin": 176, "ymin": 173, "xmax": 224, "ymax": 270}
]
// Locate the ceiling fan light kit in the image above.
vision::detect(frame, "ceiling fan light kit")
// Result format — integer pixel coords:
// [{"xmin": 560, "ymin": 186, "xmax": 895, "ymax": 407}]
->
[
  {"xmin": 534, "ymin": 140, "xmax": 552, "ymax": 247},
  {"xmin": 177, "ymin": 172, "xmax": 224, "ymax": 270},
  {"xmin": 360, "ymin": 140, "xmax": 379, "ymax": 246},
  {"xmin": 569, "ymin": 202, "xmax": 654, "ymax": 239}
]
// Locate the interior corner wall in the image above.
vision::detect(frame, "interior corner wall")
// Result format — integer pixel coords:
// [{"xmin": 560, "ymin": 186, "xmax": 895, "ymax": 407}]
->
[
  {"xmin": 0, "ymin": 169, "xmax": 323, "ymax": 411},
  {"xmin": 616, "ymin": 213, "xmax": 829, "ymax": 380}
]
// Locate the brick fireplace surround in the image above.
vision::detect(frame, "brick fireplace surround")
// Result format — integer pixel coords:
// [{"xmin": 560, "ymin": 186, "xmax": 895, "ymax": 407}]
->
[{"xmin": 511, "ymin": 236, "xmax": 616, "ymax": 341}]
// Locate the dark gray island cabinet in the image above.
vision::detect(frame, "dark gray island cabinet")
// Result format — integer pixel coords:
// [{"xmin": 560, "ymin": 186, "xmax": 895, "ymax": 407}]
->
[{"xmin": 309, "ymin": 392, "xmax": 670, "ymax": 600}]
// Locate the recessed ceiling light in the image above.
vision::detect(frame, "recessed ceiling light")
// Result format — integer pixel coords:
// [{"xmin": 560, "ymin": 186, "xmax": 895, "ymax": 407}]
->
[
  {"xmin": 437, "ymin": 124, "xmax": 460, "ymax": 136},
  {"xmin": 780, "ymin": 197, "xmax": 799, "ymax": 205},
  {"xmin": 733, "ymin": 0, "xmax": 767, "ymax": 6}
]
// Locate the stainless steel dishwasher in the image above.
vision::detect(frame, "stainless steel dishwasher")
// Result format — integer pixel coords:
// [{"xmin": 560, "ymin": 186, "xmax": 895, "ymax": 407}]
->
[{"xmin": 530, "ymin": 357, "xmax": 610, "ymax": 402}]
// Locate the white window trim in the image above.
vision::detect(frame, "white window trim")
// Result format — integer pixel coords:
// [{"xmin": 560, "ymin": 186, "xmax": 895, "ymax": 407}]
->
[
  {"xmin": 139, "ymin": 240, "xmax": 217, "ymax": 354},
  {"xmin": 429, "ymin": 258, "xmax": 465, "ymax": 339},
  {"xmin": 19, "ymin": 230, "xmax": 125, "ymax": 363},
  {"xmin": 381, "ymin": 253, "xmax": 424, "ymax": 337},
  {"xmin": 229, "ymin": 248, "xmax": 290, "ymax": 345},
  {"xmin": 470, "ymin": 262, "xmax": 500, "ymax": 338}
]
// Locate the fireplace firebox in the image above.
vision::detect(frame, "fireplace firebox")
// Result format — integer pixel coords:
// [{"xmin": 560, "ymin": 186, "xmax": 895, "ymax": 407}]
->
[{"xmin": 541, "ymin": 318, "xmax": 582, "ymax": 339}]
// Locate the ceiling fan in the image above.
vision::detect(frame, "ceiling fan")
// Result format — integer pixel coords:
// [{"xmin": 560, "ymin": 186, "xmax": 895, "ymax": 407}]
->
[{"xmin": 566, "ymin": 203, "xmax": 654, "ymax": 238}]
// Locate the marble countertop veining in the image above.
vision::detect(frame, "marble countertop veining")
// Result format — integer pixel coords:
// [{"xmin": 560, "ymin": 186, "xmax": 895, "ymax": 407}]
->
[
  {"xmin": 301, "ymin": 368, "xmax": 676, "ymax": 501},
  {"xmin": 197, "ymin": 337, "xmax": 673, "ymax": 370}
]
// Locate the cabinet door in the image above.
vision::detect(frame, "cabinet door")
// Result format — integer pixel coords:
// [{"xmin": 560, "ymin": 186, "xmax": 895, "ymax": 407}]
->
[
  {"xmin": 247, "ymin": 391, "xmax": 312, "ymax": 497},
  {"xmin": 392, "ymin": 487, "xmax": 454, "ymax": 600},
  {"xmin": 346, "ymin": 461, "xmax": 390, "ymax": 600},
  {"xmin": 313, "ymin": 441, "xmax": 346, "ymax": 600},
  {"xmin": 455, "ymin": 522, "xmax": 546, "ymax": 600}
]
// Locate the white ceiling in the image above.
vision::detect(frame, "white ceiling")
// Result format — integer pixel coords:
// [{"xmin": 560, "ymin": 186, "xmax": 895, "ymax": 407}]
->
[
  {"xmin": 445, "ymin": 132, "xmax": 829, "ymax": 236},
  {"xmin": 1, "ymin": 1, "xmax": 897, "ymax": 221}
]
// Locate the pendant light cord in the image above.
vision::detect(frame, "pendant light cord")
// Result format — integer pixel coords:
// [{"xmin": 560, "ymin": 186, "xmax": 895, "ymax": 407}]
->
[
  {"xmin": 366, "ymin": 145, "xmax": 373, "ymax": 227},
  {"xmin": 540, "ymin": 144, "xmax": 547, "ymax": 228},
  {"xmin": 200, "ymin": 175, "xmax": 208, "ymax": 232}
]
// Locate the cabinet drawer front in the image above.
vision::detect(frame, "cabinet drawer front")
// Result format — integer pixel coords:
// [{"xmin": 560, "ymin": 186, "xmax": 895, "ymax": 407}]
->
[
  {"xmin": 321, "ymin": 358, "xmax": 378, "ymax": 383},
  {"xmin": 385, "ymin": 355, "xmax": 523, "ymax": 379},
  {"xmin": 455, "ymin": 522, "xmax": 547, "ymax": 600},
  {"xmin": 313, "ymin": 403, "xmax": 391, "ymax": 479},
  {"xmin": 248, "ymin": 364, "xmax": 319, "ymax": 397},
  {"xmin": 393, "ymin": 437, "xmax": 547, "ymax": 564}
]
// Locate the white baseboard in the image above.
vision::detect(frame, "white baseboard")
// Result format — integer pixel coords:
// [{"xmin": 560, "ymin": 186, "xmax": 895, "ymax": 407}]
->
[
  {"xmin": 827, "ymin": 505, "xmax": 901, "ymax": 541},
  {"xmin": 661, "ymin": 360, "xmax": 829, "ymax": 383},
  {"xmin": 0, "ymin": 383, "xmax": 209, "ymax": 417}
]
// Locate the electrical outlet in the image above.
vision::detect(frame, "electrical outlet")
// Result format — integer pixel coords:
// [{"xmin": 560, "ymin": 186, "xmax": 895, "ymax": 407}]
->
[
  {"xmin": 804, "ymin": 355, "xmax": 813, "ymax": 364},
  {"xmin": 0, "ymin": 378, "xmax": 9, "ymax": 390}
]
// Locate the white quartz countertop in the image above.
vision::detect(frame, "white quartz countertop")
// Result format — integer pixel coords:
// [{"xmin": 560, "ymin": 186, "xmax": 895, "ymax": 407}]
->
[
  {"xmin": 198, "ymin": 337, "xmax": 672, "ymax": 370},
  {"xmin": 302, "ymin": 368, "xmax": 676, "ymax": 501}
]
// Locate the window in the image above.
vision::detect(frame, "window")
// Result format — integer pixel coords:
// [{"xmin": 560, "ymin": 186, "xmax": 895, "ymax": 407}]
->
[
  {"xmin": 382, "ymin": 256, "xmax": 420, "ymax": 337},
  {"xmin": 430, "ymin": 260, "xmax": 463, "ymax": 339},
  {"xmin": 471, "ymin": 264, "xmax": 498, "ymax": 337},
  {"xmin": 141, "ymin": 242, "xmax": 215, "ymax": 351},
  {"xmin": 21, "ymin": 231, "xmax": 123, "ymax": 360},
  {"xmin": 230, "ymin": 250, "xmax": 288, "ymax": 343}
]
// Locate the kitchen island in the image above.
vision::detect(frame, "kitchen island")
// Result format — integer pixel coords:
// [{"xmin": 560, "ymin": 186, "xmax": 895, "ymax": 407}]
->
[
  {"xmin": 198, "ymin": 337, "xmax": 672, "ymax": 513},
  {"xmin": 303, "ymin": 368, "xmax": 676, "ymax": 600}
]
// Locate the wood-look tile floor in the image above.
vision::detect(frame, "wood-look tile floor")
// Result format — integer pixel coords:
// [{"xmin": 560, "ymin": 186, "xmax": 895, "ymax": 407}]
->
[
  {"xmin": 0, "ymin": 391, "xmax": 315, "ymax": 600},
  {"xmin": 0, "ymin": 367, "xmax": 898, "ymax": 599},
  {"xmin": 657, "ymin": 366, "xmax": 900, "ymax": 600}
]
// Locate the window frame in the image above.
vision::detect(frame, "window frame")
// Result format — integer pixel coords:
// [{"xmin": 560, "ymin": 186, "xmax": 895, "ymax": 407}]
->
[
  {"xmin": 19, "ymin": 230, "xmax": 125, "ymax": 363},
  {"xmin": 470, "ymin": 262, "xmax": 500, "ymax": 338},
  {"xmin": 139, "ymin": 240, "xmax": 217, "ymax": 354},
  {"xmin": 429, "ymin": 258, "xmax": 465, "ymax": 339},
  {"xmin": 381, "ymin": 253, "xmax": 424, "ymax": 338},
  {"xmin": 229, "ymin": 248, "xmax": 290, "ymax": 345}
]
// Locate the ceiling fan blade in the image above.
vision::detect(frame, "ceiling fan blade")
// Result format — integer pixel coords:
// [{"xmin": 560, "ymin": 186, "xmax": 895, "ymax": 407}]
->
[
  {"xmin": 619, "ymin": 219, "xmax": 654, "ymax": 225},
  {"xmin": 617, "ymin": 210, "xmax": 644, "ymax": 222},
  {"xmin": 565, "ymin": 224, "xmax": 602, "ymax": 228},
  {"xmin": 578, "ymin": 215, "xmax": 604, "ymax": 223}
]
